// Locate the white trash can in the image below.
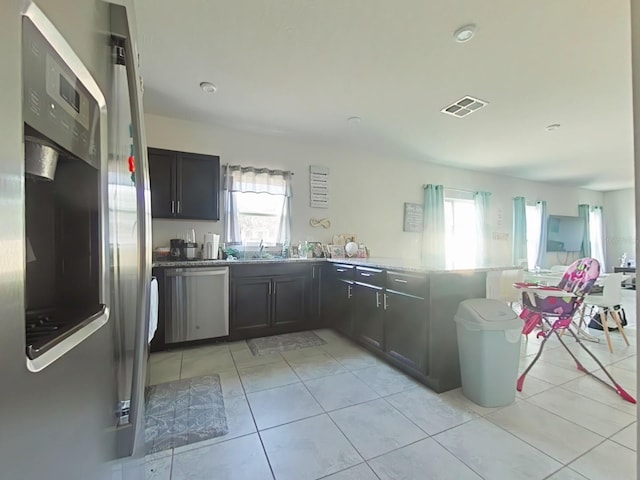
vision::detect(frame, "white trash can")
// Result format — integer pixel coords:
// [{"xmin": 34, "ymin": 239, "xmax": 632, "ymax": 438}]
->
[{"xmin": 454, "ymin": 298, "xmax": 522, "ymax": 407}]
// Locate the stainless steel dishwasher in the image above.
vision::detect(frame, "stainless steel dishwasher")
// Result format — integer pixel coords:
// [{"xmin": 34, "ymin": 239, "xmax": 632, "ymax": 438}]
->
[{"xmin": 165, "ymin": 267, "xmax": 229, "ymax": 343}]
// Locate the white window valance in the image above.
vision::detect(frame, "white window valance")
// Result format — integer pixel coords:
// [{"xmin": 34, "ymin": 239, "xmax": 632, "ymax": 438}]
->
[{"xmin": 224, "ymin": 166, "xmax": 292, "ymax": 197}]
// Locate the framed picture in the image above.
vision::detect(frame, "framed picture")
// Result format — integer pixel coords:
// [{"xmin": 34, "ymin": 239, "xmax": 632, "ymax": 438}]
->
[
  {"xmin": 332, "ymin": 234, "xmax": 358, "ymax": 246},
  {"xmin": 403, "ymin": 203, "xmax": 423, "ymax": 232},
  {"xmin": 357, "ymin": 245, "xmax": 369, "ymax": 258},
  {"xmin": 327, "ymin": 244, "xmax": 345, "ymax": 258},
  {"xmin": 307, "ymin": 241, "xmax": 325, "ymax": 258},
  {"xmin": 289, "ymin": 245, "xmax": 299, "ymax": 258}
]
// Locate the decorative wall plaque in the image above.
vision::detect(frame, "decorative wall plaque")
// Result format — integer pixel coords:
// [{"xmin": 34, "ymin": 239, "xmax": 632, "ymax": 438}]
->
[{"xmin": 403, "ymin": 202, "xmax": 423, "ymax": 232}]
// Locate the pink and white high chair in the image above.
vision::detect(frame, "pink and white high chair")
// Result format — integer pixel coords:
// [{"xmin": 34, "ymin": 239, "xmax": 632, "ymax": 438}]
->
[{"xmin": 515, "ymin": 257, "xmax": 636, "ymax": 404}]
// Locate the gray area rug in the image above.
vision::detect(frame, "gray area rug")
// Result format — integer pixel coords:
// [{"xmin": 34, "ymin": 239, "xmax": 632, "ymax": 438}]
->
[
  {"xmin": 145, "ymin": 374, "xmax": 228, "ymax": 454},
  {"xmin": 247, "ymin": 331, "xmax": 327, "ymax": 356}
]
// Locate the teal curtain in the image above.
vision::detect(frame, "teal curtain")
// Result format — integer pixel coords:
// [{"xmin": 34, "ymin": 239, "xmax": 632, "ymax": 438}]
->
[
  {"xmin": 512, "ymin": 197, "xmax": 527, "ymax": 265},
  {"xmin": 474, "ymin": 191, "xmax": 491, "ymax": 266},
  {"xmin": 422, "ymin": 184, "xmax": 445, "ymax": 268},
  {"xmin": 535, "ymin": 200, "xmax": 548, "ymax": 268},
  {"xmin": 589, "ymin": 205, "xmax": 606, "ymax": 270},
  {"xmin": 578, "ymin": 204, "xmax": 591, "ymax": 257}
]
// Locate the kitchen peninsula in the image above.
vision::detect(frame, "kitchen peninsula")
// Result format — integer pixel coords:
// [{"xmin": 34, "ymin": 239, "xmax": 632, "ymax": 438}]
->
[{"xmin": 152, "ymin": 257, "xmax": 520, "ymax": 393}]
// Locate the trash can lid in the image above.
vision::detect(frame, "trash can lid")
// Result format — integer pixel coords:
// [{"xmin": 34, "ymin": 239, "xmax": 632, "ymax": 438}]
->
[{"xmin": 454, "ymin": 298, "xmax": 522, "ymax": 331}]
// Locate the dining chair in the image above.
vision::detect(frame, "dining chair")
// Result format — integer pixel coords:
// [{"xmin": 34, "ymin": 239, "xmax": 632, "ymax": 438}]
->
[
  {"xmin": 499, "ymin": 268, "xmax": 524, "ymax": 310},
  {"xmin": 583, "ymin": 272, "xmax": 630, "ymax": 353}
]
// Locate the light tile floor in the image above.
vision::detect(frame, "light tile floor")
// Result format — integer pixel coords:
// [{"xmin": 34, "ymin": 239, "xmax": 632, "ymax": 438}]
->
[{"xmin": 118, "ymin": 321, "xmax": 639, "ymax": 480}]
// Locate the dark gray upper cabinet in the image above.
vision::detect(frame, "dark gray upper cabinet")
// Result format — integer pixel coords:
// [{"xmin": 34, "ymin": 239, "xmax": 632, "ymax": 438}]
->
[{"xmin": 148, "ymin": 147, "xmax": 220, "ymax": 220}]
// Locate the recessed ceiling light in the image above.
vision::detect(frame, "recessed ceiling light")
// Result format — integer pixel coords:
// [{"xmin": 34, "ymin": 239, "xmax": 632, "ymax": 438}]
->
[
  {"xmin": 546, "ymin": 123, "xmax": 561, "ymax": 131},
  {"xmin": 199, "ymin": 81, "xmax": 217, "ymax": 93},
  {"xmin": 454, "ymin": 24, "xmax": 476, "ymax": 43},
  {"xmin": 347, "ymin": 116, "xmax": 362, "ymax": 125}
]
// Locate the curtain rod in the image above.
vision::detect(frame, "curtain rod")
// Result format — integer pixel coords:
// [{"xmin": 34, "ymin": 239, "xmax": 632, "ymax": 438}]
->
[
  {"xmin": 225, "ymin": 164, "xmax": 294, "ymax": 175},
  {"xmin": 444, "ymin": 187, "xmax": 474, "ymax": 193},
  {"xmin": 422, "ymin": 183, "xmax": 476, "ymax": 193},
  {"xmin": 422, "ymin": 185, "xmax": 473, "ymax": 193}
]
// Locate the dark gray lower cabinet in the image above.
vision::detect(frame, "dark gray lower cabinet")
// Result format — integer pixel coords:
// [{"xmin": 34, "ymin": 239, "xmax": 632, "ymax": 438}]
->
[
  {"xmin": 231, "ymin": 276, "xmax": 271, "ymax": 335},
  {"xmin": 273, "ymin": 274, "xmax": 308, "ymax": 327},
  {"xmin": 354, "ymin": 282, "xmax": 384, "ymax": 350},
  {"xmin": 229, "ymin": 263, "xmax": 316, "ymax": 340},
  {"xmin": 321, "ymin": 263, "xmax": 355, "ymax": 335},
  {"xmin": 384, "ymin": 290, "xmax": 428, "ymax": 374}
]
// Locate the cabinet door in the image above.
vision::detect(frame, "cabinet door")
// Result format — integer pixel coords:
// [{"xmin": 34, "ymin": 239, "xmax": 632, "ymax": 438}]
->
[
  {"xmin": 176, "ymin": 152, "xmax": 220, "ymax": 220},
  {"xmin": 272, "ymin": 274, "xmax": 309, "ymax": 327},
  {"xmin": 336, "ymin": 280, "xmax": 355, "ymax": 336},
  {"xmin": 309, "ymin": 264, "xmax": 323, "ymax": 326},
  {"xmin": 322, "ymin": 274, "xmax": 354, "ymax": 336},
  {"xmin": 384, "ymin": 291, "xmax": 428, "ymax": 374},
  {"xmin": 230, "ymin": 277, "xmax": 271, "ymax": 335},
  {"xmin": 148, "ymin": 148, "xmax": 176, "ymax": 218},
  {"xmin": 354, "ymin": 283, "xmax": 384, "ymax": 349}
]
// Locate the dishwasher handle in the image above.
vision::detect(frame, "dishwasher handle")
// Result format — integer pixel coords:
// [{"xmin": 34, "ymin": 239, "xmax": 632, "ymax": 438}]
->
[{"xmin": 166, "ymin": 267, "xmax": 229, "ymax": 277}]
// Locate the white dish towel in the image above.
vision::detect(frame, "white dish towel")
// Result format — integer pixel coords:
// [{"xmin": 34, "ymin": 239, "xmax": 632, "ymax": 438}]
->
[{"xmin": 148, "ymin": 277, "xmax": 159, "ymax": 344}]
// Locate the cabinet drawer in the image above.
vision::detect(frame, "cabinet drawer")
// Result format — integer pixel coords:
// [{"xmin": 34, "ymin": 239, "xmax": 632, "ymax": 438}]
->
[
  {"xmin": 331, "ymin": 263, "xmax": 355, "ymax": 280},
  {"xmin": 355, "ymin": 266, "xmax": 385, "ymax": 287},
  {"xmin": 231, "ymin": 263, "xmax": 310, "ymax": 278},
  {"xmin": 386, "ymin": 271, "xmax": 427, "ymax": 298}
]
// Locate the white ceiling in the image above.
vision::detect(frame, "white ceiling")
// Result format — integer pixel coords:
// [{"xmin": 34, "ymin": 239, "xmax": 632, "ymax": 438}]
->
[{"xmin": 135, "ymin": 0, "xmax": 634, "ymax": 191}]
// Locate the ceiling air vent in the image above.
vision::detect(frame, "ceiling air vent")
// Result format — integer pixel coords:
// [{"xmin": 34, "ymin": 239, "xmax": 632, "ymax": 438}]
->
[{"xmin": 441, "ymin": 96, "xmax": 488, "ymax": 118}]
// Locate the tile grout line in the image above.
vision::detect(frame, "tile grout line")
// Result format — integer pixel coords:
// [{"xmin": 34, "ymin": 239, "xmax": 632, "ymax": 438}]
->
[
  {"xmin": 525, "ymin": 383, "xmax": 637, "ymax": 436},
  {"xmin": 231, "ymin": 341, "xmax": 277, "ymax": 480},
  {"xmin": 156, "ymin": 331, "xmax": 635, "ymax": 479},
  {"xmin": 482, "ymin": 398, "xmax": 607, "ymax": 467},
  {"xmin": 296, "ymin": 337, "xmax": 449, "ymax": 478},
  {"xmin": 281, "ymin": 337, "xmax": 375, "ymax": 478}
]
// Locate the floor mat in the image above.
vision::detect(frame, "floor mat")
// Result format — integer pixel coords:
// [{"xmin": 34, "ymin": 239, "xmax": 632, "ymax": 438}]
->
[
  {"xmin": 246, "ymin": 331, "xmax": 327, "ymax": 356},
  {"xmin": 145, "ymin": 374, "xmax": 228, "ymax": 454}
]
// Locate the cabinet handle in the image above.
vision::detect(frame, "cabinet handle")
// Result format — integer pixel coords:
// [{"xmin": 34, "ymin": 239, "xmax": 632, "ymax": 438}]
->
[
  {"xmin": 383, "ymin": 293, "xmax": 388, "ymax": 310},
  {"xmin": 360, "ymin": 272, "xmax": 372, "ymax": 277},
  {"xmin": 269, "ymin": 282, "xmax": 272, "ymax": 295},
  {"xmin": 336, "ymin": 268, "xmax": 346, "ymax": 272},
  {"xmin": 375, "ymin": 291, "xmax": 381, "ymax": 308},
  {"xmin": 394, "ymin": 278, "xmax": 408, "ymax": 284},
  {"xmin": 171, "ymin": 200, "xmax": 175, "ymax": 213},
  {"xmin": 347, "ymin": 284, "xmax": 352, "ymax": 299},
  {"xmin": 177, "ymin": 200, "xmax": 181, "ymax": 214},
  {"xmin": 312, "ymin": 267, "xmax": 315, "ymax": 279}
]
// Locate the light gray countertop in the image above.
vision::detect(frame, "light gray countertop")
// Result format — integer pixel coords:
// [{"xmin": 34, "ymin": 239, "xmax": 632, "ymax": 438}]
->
[
  {"xmin": 152, "ymin": 257, "xmax": 321, "ymax": 268},
  {"xmin": 327, "ymin": 257, "xmax": 521, "ymax": 274},
  {"xmin": 153, "ymin": 256, "xmax": 520, "ymax": 274}
]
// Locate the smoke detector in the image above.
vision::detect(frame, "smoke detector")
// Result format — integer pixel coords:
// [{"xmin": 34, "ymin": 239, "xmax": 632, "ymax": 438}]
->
[{"xmin": 441, "ymin": 96, "xmax": 488, "ymax": 118}]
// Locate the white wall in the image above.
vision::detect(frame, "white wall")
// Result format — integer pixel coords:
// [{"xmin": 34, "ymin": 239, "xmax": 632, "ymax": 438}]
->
[
  {"xmin": 146, "ymin": 113, "xmax": 604, "ymax": 264},
  {"xmin": 603, "ymin": 188, "xmax": 635, "ymax": 270}
]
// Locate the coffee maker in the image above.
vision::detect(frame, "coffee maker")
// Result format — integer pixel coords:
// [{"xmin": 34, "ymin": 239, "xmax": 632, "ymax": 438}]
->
[{"xmin": 170, "ymin": 238, "xmax": 183, "ymax": 260}]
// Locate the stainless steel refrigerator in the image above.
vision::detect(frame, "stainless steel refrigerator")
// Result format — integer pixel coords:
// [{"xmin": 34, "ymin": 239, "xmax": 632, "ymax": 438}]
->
[{"xmin": 0, "ymin": 1, "xmax": 152, "ymax": 479}]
